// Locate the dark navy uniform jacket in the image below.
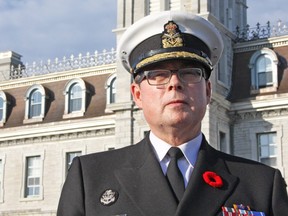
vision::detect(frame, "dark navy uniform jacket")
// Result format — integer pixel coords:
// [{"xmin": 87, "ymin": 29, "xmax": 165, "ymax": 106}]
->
[{"xmin": 57, "ymin": 134, "xmax": 288, "ymax": 216}]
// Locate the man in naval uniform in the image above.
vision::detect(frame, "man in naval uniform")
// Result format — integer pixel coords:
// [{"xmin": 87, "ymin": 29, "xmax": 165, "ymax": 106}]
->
[{"xmin": 57, "ymin": 11, "xmax": 288, "ymax": 216}]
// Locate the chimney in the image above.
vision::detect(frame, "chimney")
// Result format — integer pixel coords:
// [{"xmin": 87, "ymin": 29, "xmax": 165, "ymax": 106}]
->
[{"xmin": 0, "ymin": 51, "xmax": 23, "ymax": 81}]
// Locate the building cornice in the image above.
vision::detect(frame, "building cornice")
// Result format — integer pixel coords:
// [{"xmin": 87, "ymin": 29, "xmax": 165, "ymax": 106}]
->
[
  {"xmin": 230, "ymin": 93, "xmax": 288, "ymax": 111},
  {"xmin": 0, "ymin": 116, "xmax": 115, "ymax": 146},
  {"xmin": 233, "ymin": 35, "xmax": 288, "ymax": 53},
  {"xmin": 229, "ymin": 93, "xmax": 288, "ymax": 121},
  {"xmin": 0, "ymin": 63, "xmax": 116, "ymax": 90},
  {"xmin": 230, "ymin": 107, "xmax": 288, "ymax": 122}
]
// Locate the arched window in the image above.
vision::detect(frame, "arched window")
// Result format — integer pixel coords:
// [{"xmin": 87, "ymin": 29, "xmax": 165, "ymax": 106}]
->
[
  {"xmin": 106, "ymin": 74, "xmax": 116, "ymax": 104},
  {"xmin": 29, "ymin": 89, "xmax": 42, "ymax": 118},
  {"xmin": 256, "ymin": 54, "xmax": 273, "ymax": 88},
  {"xmin": 249, "ymin": 48, "xmax": 278, "ymax": 92},
  {"xmin": 24, "ymin": 85, "xmax": 46, "ymax": 123},
  {"xmin": 68, "ymin": 83, "xmax": 82, "ymax": 113},
  {"xmin": 0, "ymin": 91, "xmax": 7, "ymax": 126},
  {"xmin": 63, "ymin": 78, "xmax": 86, "ymax": 118}
]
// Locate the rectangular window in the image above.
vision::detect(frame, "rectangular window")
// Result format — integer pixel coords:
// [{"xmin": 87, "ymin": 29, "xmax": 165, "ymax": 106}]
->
[
  {"xmin": 257, "ymin": 132, "xmax": 277, "ymax": 166},
  {"xmin": 66, "ymin": 151, "xmax": 82, "ymax": 174},
  {"xmin": 219, "ymin": 131, "xmax": 228, "ymax": 153},
  {"xmin": 25, "ymin": 156, "xmax": 41, "ymax": 197}
]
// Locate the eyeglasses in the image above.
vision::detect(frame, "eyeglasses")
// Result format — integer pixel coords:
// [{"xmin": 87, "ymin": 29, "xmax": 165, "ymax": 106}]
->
[{"xmin": 135, "ymin": 68, "xmax": 204, "ymax": 86}]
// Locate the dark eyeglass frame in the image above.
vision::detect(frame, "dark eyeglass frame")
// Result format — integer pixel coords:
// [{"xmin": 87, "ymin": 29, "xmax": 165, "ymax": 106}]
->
[{"xmin": 134, "ymin": 67, "xmax": 205, "ymax": 86}]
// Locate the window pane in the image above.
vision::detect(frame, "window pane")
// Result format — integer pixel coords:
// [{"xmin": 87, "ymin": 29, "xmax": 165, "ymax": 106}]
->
[
  {"xmin": 269, "ymin": 146, "xmax": 276, "ymax": 156},
  {"xmin": 29, "ymin": 90, "xmax": 42, "ymax": 118},
  {"xmin": 256, "ymin": 55, "xmax": 273, "ymax": 88},
  {"xmin": 70, "ymin": 98, "xmax": 82, "ymax": 112},
  {"xmin": 219, "ymin": 132, "xmax": 228, "ymax": 153},
  {"xmin": 258, "ymin": 72, "xmax": 272, "ymax": 86},
  {"xmin": 257, "ymin": 55, "xmax": 272, "ymax": 72},
  {"xmin": 269, "ymin": 133, "xmax": 276, "ymax": 143},
  {"xmin": 71, "ymin": 88, "xmax": 82, "ymax": 99},
  {"xmin": 260, "ymin": 146, "xmax": 269, "ymax": 157},
  {"xmin": 66, "ymin": 151, "xmax": 82, "ymax": 175},
  {"xmin": 25, "ymin": 156, "xmax": 41, "ymax": 197},
  {"xmin": 259, "ymin": 134, "xmax": 268, "ymax": 145},
  {"xmin": 69, "ymin": 84, "xmax": 82, "ymax": 112},
  {"xmin": 110, "ymin": 77, "xmax": 116, "ymax": 104},
  {"xmin": 258, "ymin": 132, "xmax": 277, "ymax": 167},
  {"xmin": 0, "ymin": 97, "xmax": 4, "ymax": 121}
]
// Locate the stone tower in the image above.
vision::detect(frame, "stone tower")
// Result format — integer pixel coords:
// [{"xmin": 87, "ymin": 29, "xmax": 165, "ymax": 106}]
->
[{"xmin": 0, "ymin": 51, "xmax": 23, "ymax": 81}]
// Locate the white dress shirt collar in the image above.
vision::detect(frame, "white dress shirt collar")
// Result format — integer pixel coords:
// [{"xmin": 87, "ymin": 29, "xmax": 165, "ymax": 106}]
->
[{"xmin": 149, "ymin": 131, "xmax": 202, "ymax": 168}]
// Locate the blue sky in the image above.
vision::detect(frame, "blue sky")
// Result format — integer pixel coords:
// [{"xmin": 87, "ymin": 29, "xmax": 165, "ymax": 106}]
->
[
  {"xmin": 248, "ymin": 0, "xmax": 286, "ymax": 26},
  {"xmin": 0, "ymin": 0, "xmax": 117, "ymax": 63},
  {"xmin": 0, "ymin": 0, "xmax": 286, "ymax": 64}
]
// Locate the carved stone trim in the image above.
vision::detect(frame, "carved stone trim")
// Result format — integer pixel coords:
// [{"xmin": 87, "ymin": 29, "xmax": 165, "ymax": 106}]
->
[
  {"xmin": 0, "ymin": 127, "xmax": 115, "ymax": 147},
  {"xmin": 234, "ymin": 37, "xmax": 288, "ymax": 53},
  {"xmin": 230, "ymin": 108, "xmax": 288, "ymax": 122}
]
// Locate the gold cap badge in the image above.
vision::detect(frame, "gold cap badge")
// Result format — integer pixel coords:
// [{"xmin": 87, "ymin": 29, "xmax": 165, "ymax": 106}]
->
[{"xmin": 162, "ymin": 21, "xmax": 184, "ymax": 48}]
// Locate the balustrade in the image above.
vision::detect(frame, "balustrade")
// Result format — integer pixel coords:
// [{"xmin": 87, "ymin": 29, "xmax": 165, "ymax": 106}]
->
[
  {"xmin": 9, "ymin": 48, "xmax": 116, "ymax": 79},
  {"xmin": 235, "ymin": 20, "xmax": 288, "ymax": 42}
]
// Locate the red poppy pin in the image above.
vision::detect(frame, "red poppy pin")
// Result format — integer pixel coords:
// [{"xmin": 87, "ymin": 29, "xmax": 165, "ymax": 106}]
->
[{"xmin": 203, "ymin": 171, "xmax": 223, "ymax": 188}]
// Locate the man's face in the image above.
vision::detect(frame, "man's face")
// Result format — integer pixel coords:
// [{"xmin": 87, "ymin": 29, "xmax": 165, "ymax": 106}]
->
[{"xmin": 131, "ymin": 60, "xmax": 212, "ymax": 138}]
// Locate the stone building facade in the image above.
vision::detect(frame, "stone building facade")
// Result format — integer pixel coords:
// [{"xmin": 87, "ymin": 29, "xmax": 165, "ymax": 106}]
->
[
  {"xmin": 1, "ymin": 0, "xmax": 288, "ymax": 215},
  {"xmin": 0, "ymin": 51, "xmax": 117, "ymax": 215}
]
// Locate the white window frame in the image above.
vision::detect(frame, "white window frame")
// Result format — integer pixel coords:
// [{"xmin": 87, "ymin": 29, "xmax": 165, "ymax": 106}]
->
[
  {"xmin": 24, "ymin": 84, "xmax": 46, "ymax": 124},
  {"xmin": 21, "ymin": 152, "xmax": 44, "ymax": 201},
  {"xmin": 61, "ymin": 147, "xmax": 86, "ymax": 186},
  {"xmin": 257, "ymin": 132, "xmax": 277, "ymax": 167},
  {"xmin": 105, "ymin": 144, "xmax": 116, "ymax": 151},
  {"xmin": 63, "ymin": 78, "xmax": 87, "ymax": 119},
  {"xmin": 217, "ymin": 122, "xmax": 231, "ymax": 154},
  {"xmin": 65, "ymin": 151, "xmax": 82, "ymax": 176},
  {"xmin": 0, "ymin": 91, "xmax": 7, "ymax": 127},
  {"xmin": 249, "ymin": 125, "xmax": 283, "ymax": 171},
  {"xmin": 249, "ymin": 48, "xmax": 278, "ymax": 93},
  {"xmin": 106, "ymin": 74, "xmax": 116, "ymax": 105}
]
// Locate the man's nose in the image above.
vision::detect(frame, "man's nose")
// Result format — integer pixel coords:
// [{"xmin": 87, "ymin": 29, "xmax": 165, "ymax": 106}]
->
[{"xmin": 168, "ymin": 73, "xmax": 184, "ymax": 90}]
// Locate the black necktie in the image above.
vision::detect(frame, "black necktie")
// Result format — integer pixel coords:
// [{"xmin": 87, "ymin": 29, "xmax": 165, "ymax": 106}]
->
[{"xmin": 166, "ymin": 147, "xmax": 185, "ymax": 202}]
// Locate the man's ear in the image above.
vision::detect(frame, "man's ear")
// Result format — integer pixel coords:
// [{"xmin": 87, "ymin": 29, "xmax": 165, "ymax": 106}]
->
[
  {"xmin": 206, "ymin": 80, "xmax": 212, "ymax": 104},
  {"xmin": 131, "ymin": 83, "xmax": 143, "ymax": 108}
]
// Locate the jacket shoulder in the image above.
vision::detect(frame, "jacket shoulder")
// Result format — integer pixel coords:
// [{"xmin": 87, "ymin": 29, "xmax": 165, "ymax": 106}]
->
[{"xmin": 76, "ymin": 137, "xmax": 149, "ymax": 170}]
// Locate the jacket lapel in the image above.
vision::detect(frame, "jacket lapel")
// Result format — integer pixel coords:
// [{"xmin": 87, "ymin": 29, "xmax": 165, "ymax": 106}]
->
[
  {"xmin": 114, "ymin": 137, "xmax": 178, "ymax": 216},
  {"xmin": 176, "ymin": 139, "xmax": 239, "ymax": 215}
]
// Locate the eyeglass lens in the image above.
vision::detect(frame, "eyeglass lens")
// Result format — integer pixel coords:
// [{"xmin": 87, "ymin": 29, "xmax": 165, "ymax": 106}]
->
[{"xmin": 146, "ymin": 68, "xmax": 203, "ymax": 85}]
